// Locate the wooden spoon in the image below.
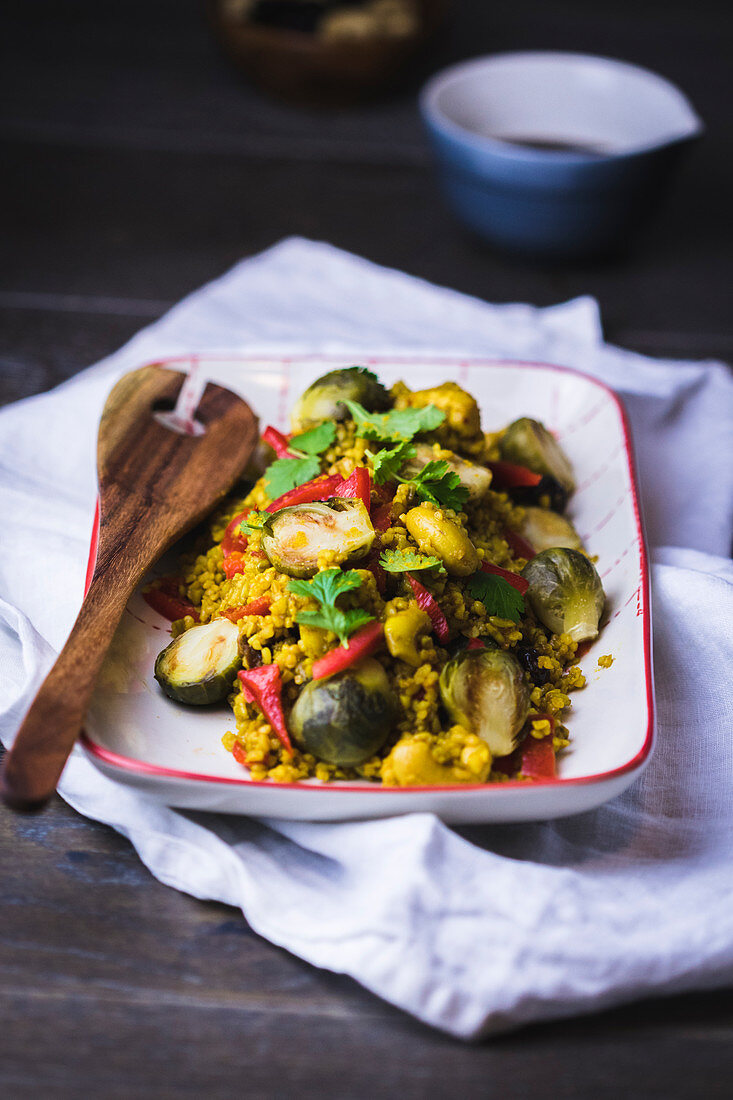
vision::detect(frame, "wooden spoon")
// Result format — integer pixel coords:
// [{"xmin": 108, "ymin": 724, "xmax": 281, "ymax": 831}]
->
[{"xmin": 0, "ymin": 365, "xmax": 258, "ymax": 811}]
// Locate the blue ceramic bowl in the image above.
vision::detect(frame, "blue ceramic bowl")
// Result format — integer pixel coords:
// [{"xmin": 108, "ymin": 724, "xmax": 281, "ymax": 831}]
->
[{"xmin": 420, "ymin": 52, "xmax": 703, "ymax": 259}]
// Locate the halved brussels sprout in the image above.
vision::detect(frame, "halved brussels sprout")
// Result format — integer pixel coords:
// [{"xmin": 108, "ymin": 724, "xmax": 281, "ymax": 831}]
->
[
  {"xmin": 154, "ymin": 619, "xmax": 240, "ymax": 705},
  {"xmin": 404, "ymin": 503, "xmax": 479, "ymax": 576},
  {"xmin": 402, "ymin": 443, "xmax": 492, "ymax": 503},
  {"xmin": 439, "ymin": 648, "xmax": 530, "ymax": 758},
  {"xmin": 518, "ymin": 507, "xmax": 583, "ymax": 554},
  {"xmin": 262, "ymin": 499, "xmax": 374, "ymax": 578},
  {"xmin": 290, "ymin": 658, "xmax": 397, "ymax": 766},
  {"xmin": 500, "ymin": 418, "xmax": 575, "ymax": 493},
  {"xmin": 290, "ymin": 366, "xmax": 392, "ymax": 433},
  {"xmin": 522, "ymin": 548, "xmax": 605, "ymax": 642}
]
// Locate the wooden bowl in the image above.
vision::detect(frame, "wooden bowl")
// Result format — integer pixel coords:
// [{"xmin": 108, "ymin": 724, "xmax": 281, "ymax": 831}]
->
[{"xmin": 207, "ymin": 1, "xmax": 449, "ymax": 106}]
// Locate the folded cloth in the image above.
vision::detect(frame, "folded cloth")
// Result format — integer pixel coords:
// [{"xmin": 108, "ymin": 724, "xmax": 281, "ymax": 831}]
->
[{"xmin": 1, "ymin": 237, "xmax": 732, "ymax": 1039}]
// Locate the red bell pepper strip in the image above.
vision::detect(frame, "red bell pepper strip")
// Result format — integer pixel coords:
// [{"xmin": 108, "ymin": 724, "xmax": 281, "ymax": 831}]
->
[
  {"xmin": 223, "ymin": 595, "xmax": 272, "ymax": 623},
  {"xmin": 262, "ymin": 425, "xmax": 293, "ymax": 458},
  {"xmin": 266, "ymin": 473, "xmax": 344, "ymax": 513},
  {"xmin": 370, "ymin": 482, "xmax": 396, "ymax": 531},
  {"xmin": 491, "ymin": 746, "xmax": 522, "ymax": 777},
  {"xmin": 371, "ymin": 501, "xmax": 393, "ymax": 532},
  {"xmin": 222, "ymin": 554, "xmax": 246, "ymax": 579},
  {"xmin": 480, "ymin": 560, "xmax": 529, "ymax": 596},
  {"xmin": 521, "ymin": 735, "xmax": 556, "ymax": 779},
  {"xmin": 312, "ymin": 621, "xmax": 384, "ymax": 681},
  {"xmin": 487, "ymin": 461, "xmax": 542, "ymax": 490},
  {"xmin": 520, "ymin": 713, "xmax": 556, "ymax": 779},
  {"xmin": 143, "ymin": 578, "xmax": 200, "ymax": 623},
  {"xmin": 231, "ymin": 742, "xmax": 250, "ymax": 768},
  {"xmin": 503, "ymin": 528, "xmax": 536, "ymax": 562},
  {"xmin": 221, "ymin": 510, "xmax": 251, "ymax": 557},
  {"xmin": 406, "ymin": 574, "xmax": 449, "ymax": 643},
  {"xmin": 364, "ymin": 548, "xmax": 388, "ymax": 595},
  {"xmin": 266, "ymin": 467, "xmax": 373, "ymax": 515},
  {"xmin": 336, "ymin": 466, "xmax": 371, "ymax": 512},
  {"xmin": 238, "ymin": 665, "xmax": 292, "ymax": 753}
]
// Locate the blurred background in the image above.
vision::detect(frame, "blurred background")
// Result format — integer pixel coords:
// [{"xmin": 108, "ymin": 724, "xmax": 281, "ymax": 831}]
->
[{"xmin": 1, "ymin": 0, "xmax": 731, "ymax": 407}]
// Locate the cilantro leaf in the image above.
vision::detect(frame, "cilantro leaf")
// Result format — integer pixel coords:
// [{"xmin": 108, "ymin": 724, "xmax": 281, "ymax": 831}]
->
[
  {"xmin": 379, "ymin": 549, "xmax": 446, "ymax": 574},
  {"xmin": 289, "ymin": 422, "xmax": 336, "ymax": 456},
  {"xmin": 344, "ymin": 400, "xmax": 446, "ymax": 443},
  {"xmin": 411, "ymin": 459, "xmax": 449, "ymax": 484},
  {"xmin": 410, "ymin": 463, "xmax": 470, "ymax": 510},
  {"xmin": 367, "ymin": 444, "xmax": 470, "ymax": 510},
  {"xmin": 289, "ymin": 568, "xmax": 373, "ymax": 647},
  {"xmin": 367, "ymin": 442, "xmax": 416, "ymax": 485},
  {"xmin": 295, "ymin": 607, "xmax": 374, "ymax": 648},
  {"xmin": 289, "ymin": 568, "xmax": 362, "ymax": 605},
  {"xmin": 466, "ymin": 572, "xmax": 525, "ymax": 622},
  {"xmin": 264, "ymin": 455, "xmax": 321, "ymax": 500}
]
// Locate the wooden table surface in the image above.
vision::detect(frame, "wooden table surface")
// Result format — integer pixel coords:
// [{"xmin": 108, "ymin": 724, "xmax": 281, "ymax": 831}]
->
[{"xmin": 1, "ymin": 1, "xmax": 731, "ymax": 1095}]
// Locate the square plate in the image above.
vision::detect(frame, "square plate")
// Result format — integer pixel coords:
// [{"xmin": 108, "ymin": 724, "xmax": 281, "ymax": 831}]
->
[{"xmin": 81, "ymin": 355, "xmax": 654, "ymax": 823}]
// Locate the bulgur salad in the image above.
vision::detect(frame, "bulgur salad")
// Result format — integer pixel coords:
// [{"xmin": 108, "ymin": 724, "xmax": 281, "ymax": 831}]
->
[{"xmin": 146, "ymin": 366, "xmax": 606, "ymax": 786}]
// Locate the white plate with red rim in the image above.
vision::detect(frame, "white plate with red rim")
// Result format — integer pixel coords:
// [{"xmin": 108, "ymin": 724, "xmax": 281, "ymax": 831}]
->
[{"xmin": 81, "ymin": 354, "xmax": 654, "ymax": 824}]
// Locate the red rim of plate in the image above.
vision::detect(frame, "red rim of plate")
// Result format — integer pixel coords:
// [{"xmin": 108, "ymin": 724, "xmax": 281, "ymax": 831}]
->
[{"xmin": 80, "ymin": 354, "xmax": 654, "ymax": 794}]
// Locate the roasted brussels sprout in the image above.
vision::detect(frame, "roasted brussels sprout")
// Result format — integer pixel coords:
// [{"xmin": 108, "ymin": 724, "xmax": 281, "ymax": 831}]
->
[
  {"xmin": 518, "ymin": 507, "xmax": 583, "ymax": 553},
  {"xmin": 154, "ymin": 619, "xmax": 240, "ymax": 705},
  {"xmin": 439, "ymin": 648, "xmax": 530, "ymax": 757},
  {"xmin": 404, "ymin": 503, "xmax": 479, "ymax": 576},
  {"xmin": 290, "ymin": 658, "xmax": 397, "ymax": 766},
  {"xmin": 402, "ymin": 443, "xmax": 492, "ymax": 503},
  {"xmin": 290, "ymin": 366, "xmax": 391, "ymax": 433},
  {"xmin": 522, "ymin": 548, "xmax": 605, "ymax": 642},
  {"xmin": 500, "ymin": 418, "xmax": 575, "ymax": 493},
  {"xmin": 262, "ymin": 499, "xmax": 374, "ymax": 578}
]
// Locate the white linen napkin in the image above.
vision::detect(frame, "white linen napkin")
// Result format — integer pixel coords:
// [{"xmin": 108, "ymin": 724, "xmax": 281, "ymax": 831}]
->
[{"xmin": 1, "ymin": 237, "xmax": 732, "ymax": 1039}]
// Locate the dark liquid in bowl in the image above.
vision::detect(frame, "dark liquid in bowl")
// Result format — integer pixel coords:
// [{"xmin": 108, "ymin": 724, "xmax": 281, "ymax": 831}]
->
[{"xmin": 499, "ymin": 136, "xmax": 611, "ymax": 156}]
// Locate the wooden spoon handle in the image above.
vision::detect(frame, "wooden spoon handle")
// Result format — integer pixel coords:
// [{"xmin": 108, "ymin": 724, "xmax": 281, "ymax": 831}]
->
[
  {"xmin": 0, "ymin": 365, "xmax": 258, "ymax": 811},
  {"xmin": 0, "ymin": 573, "xmax": 133, "ymax": 810}
]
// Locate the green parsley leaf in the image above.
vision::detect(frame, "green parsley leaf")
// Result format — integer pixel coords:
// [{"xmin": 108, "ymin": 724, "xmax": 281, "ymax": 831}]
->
[
  {"xmin": 344, "ymin": 400, "xmax": 446, "ymax": 443},
  {"xmin": 466, "ymin": 572, "xmax": 525, "ymax": 623},
  {"xmin": 239, "ymin": 510, "xmax": 270, "ymax": 532},
  {"xmin": 367, "ymin": 442, "xmax": 416, "ymax": 485},
  {"xmin": 410, "ymin": 462, "xmax": 470, "ymax": 510},
  {"xmin": 289, "ymin": 422, "xmax": 336, "ymax": 456},
  {"xmin": 264, "ymin": 455, "xmax": 321, "ymax": 500},
  {"xmin": 367, "ymin": 444, "xmax": 470, "ymax": 510},
  {"xmin": 289, "ymin": 568, "xmax": 362, "ymax": 605},
  {"xmin": 379, "ymin": 549, "xmax": 446, "ymax": 574},
  {"xmin": 289, "ymin": 568, "xmax": 374, "ymax": 647},
  {"xmin": 295, "ymin": 607, "xmax": 374, "ymax": 648}
]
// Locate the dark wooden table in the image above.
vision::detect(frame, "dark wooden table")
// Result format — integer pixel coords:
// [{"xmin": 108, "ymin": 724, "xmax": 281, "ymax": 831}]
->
[{"xmin": 2, "ymin": 2, "xmax": 731, "ymax": 1095}]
